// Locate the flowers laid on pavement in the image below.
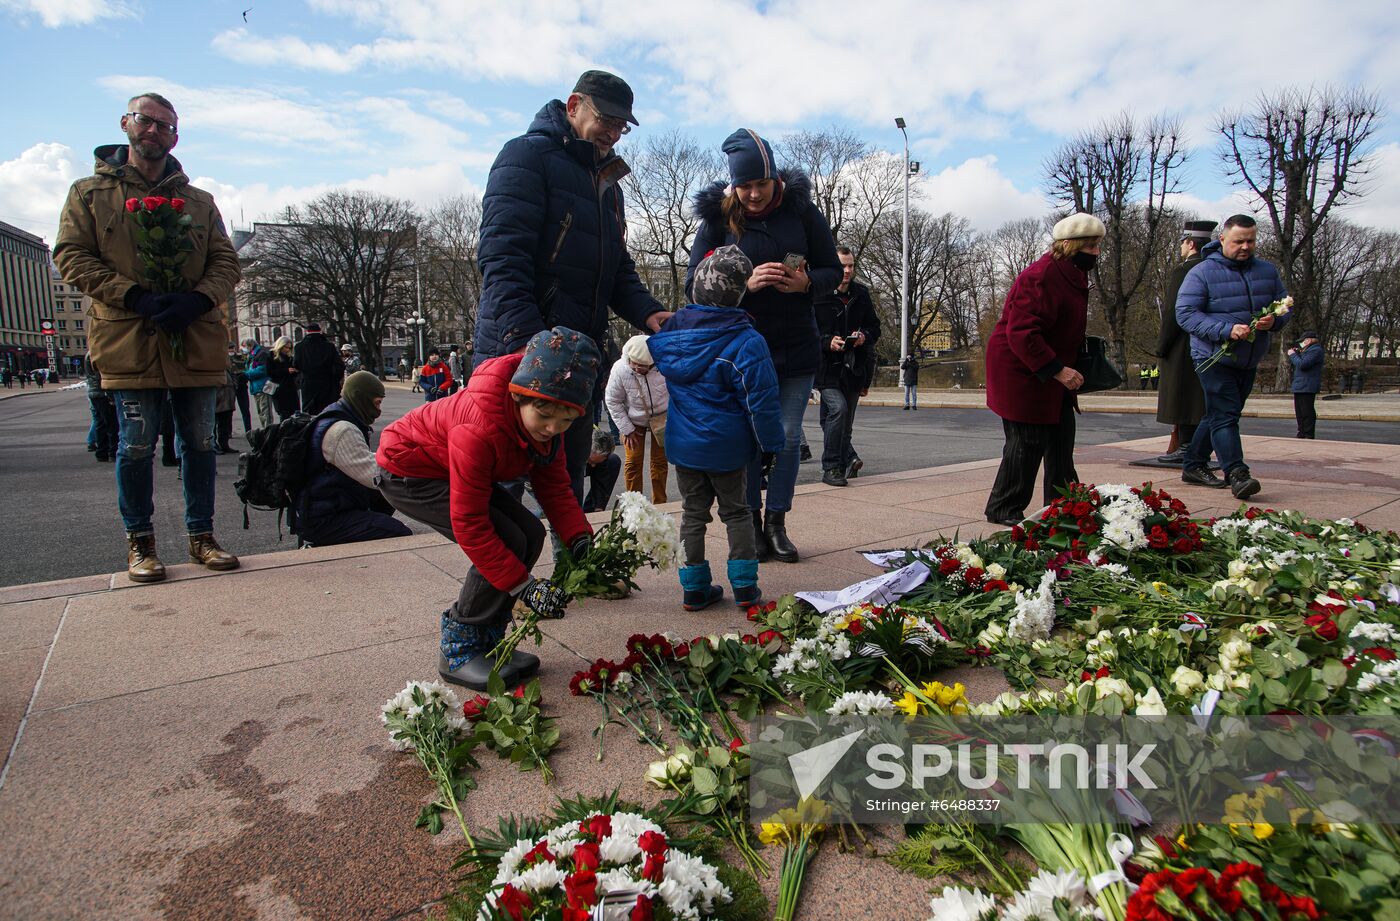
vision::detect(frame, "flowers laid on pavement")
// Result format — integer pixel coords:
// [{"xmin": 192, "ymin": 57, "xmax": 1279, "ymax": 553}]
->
[
  {"xmin": 758, "ymin": 797, "xmax": 830, "ymax": 921},
  {"xmin": 381, "ymin": 679, "xmax": 480, "ymax": 845},
  {"xmin": 926, "ymin": 867, "xmax": 1105, "ymax": 921},
  {"xmin": 462, "ymin": 673, "xmax": 560, "ymax": 784},
  {"xmin": 494, "ymin": 493, "xmax": 680, "ymax": 669}
]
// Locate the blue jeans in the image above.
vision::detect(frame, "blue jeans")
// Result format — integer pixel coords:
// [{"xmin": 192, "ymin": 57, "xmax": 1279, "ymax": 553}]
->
[
  {"xmin": 1184, "ymin": 363, "xmax": 1256, "ymax": 476},
  {"xmin": 747, "ymin": 373, "xmax": 814, "ymax": 513},
  {"xmin": 114, "ymin": 388, "xmax": 218, "ymax": 536},
  {"xmin": 904, "ymin": 383, "xmax": 917, "ymax": 408}
]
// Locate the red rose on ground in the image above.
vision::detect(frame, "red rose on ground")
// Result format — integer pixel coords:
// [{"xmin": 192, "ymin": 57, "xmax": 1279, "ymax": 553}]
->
[
  {"xmin": 512, "ymin": 684, "xmax": 526, "ymax": 698},
  {"xmin": 963, "ymin": 566, "xmax": 985, "ymax": 584},
  {"xmin": 585, "ymin": 814, "xmax": 612, "ymax": 841},
  {"xmin": 125, "ymin": 197, "xmax": 140, "ymax": 212},
  {"xmin": 562, "ymin": 908, "xmax": 590, "ymax": 921},
  {"xmin": 642, "ymin": 851, "xmax": 666, "ymax": 882},
  {"xmin": 746, "ymin": 605, "xmax": 760, "ymax": 621},
  {"xmin": 673, "ymin": 642, "xmax": 689, "ymax": 659},
  {"xmin": 572, "ymin": 842, "xmax": 601, "ymax": 874},
  {"xmin": 1365, "ymin": 646, "xmax": 1398, "ymax": 661},
  {"xmin": 522, "ymin": 840, "xmax": 555, "ymax": 866},
  {"xmin": 938, "ymin": 558, "xmax": 961, "ymax": 576},
  {"xmin": 1305, "ymin": 614, "xmax": 1339, "ymax": 641},
  {"xmin": 461, "ymin": 695, "xmax": 490, "ymax": 720},
  {"xmin": 757, "ymin": 629, "xmax": 783, "ymax": 648},
  {"xmin": 170, "ymin": 198, "xmax": 185, "ymax": 212},
  {"xmin": 638, "ymin": 830, "xmax": 668, "ymax": 856},
  {"xmin": 728, "ymin": 737, "xmax": 744, "ymax": 753},
  {"xmin": 740, "ymin": 634, "xmax": 757, "ymax": 645},
  {"xmin": 632, "ymin": 894, "xmax": 655, "ymax": 921},
  {"xmin": 1072, "ymin": 501, "xmax": 1094, "ymax": 518},
  {"xmin": 983, "ymin": 579, "xmax": 1010, "ymax": 593},
  {"xmin": 497, "ymin": 884, "xmax": 532, "ymax": 921},
  {"xmin": 564, "ymin": 867, "xmax": 598, "ymax": 908}
]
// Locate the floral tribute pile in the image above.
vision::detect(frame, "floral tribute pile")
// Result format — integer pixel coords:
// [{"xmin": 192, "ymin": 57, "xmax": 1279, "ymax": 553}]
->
[{"xmin": 379, "ymin": 481, "xmax": 1400, "ymax": 921}]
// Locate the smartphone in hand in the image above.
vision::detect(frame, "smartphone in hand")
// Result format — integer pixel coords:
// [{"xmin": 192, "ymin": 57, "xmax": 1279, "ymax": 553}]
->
[{"xmin": 782, "ymin": 252, "xmax": 805, "ymax": 271}]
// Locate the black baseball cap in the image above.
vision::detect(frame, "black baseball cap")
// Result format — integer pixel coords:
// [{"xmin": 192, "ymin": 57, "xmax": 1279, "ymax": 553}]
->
[{"xmin": 572, "ymin": 69, "xmax": 638, "ymax": 126}]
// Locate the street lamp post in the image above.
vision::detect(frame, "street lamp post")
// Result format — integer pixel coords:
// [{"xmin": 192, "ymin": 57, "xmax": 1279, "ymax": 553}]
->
[
  {"xmin": 409, "ymin": 311, "xmax": 427, "ymax": 367},
  {"xmin": 895, "ymin": 117, "xmax": 910, "ymax": 370}
]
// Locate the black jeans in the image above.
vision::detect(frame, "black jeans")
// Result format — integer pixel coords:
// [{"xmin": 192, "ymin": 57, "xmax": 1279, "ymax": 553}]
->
[
  {"xmin": 985, "ymin": 394, "xmax": 1078, "ymax": 521},
  {"xmin": 1294, "ymin": 392, "xmax": 1317, "ymax": 439},
  {"xmin": 819, "ymin": 384, "xmax": 860, "ymax": 472},
  {"xmin": 378, "ymin": 474, "xmax": 544, "ymax": 629},
  {"xmin": 583, "ymin": 453, "xmax": 622, "ymax": 512}
]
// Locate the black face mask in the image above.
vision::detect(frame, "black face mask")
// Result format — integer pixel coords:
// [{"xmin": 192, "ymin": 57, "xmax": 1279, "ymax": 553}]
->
[{"xmin": 1071, "ymin": 252, "xmax": 1098, "ymax": 272}]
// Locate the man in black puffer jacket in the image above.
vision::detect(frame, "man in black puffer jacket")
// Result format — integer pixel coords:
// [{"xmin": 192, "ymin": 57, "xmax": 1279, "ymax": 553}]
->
[
  {"xmin": 476, "ymin": 69, "xmax": 668, "ymax": 500},
  {"xmin": 813, "ymin": 245, "xmax": 880, "ymax": 486}
]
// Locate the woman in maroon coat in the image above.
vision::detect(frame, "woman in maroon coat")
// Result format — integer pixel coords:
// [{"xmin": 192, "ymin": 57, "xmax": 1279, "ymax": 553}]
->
[{"xmin": 984, "ymin": 213, "xmax": 1105, "ymax": 526}]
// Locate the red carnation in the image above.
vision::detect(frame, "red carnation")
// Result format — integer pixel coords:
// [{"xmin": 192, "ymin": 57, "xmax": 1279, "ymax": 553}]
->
[
  {"xmin": 938, "ymin": 558, "xmax": 961, "ymax": 576},
  {"xmin": 124, "ymin": 197, "xmax": 140, "ymax": 213},
  {"xmin": 982, "ymin": 579, "xmax": 1010, "ymax": 593},
  {"xmin": 963, "ymin": 566, "xmax": 985, "ymax": 584},
  {"xmin": 1365, "ymin": 646, "xmax": 1398, "ymax": 661},
  {"xmin": 170, "ymin": 197, "xmax": 185, "ymax": 212},
  {"xmin": 1072, "ymin": 501, "xmax": 1094, "ymax": 518},
  {"xmin": 846, "ymin": 618, "xmax": 865, "ymax": 636},
  {"xmin": 1078, "ymin": 517, "xmax": 1099, "ymax": 535}
]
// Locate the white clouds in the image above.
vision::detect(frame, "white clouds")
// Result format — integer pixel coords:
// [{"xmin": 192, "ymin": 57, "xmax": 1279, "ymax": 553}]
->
[
  {"xmin": 1345, "ymin": 143, "xmax": 1400, "ymax": 231},
  {"xmin": 0, "ymin": 143, "xmax": 86, "ymax": 244},
  {"xmin": 0, "ymin": 0, "xmax": 132, "ymax": 27},
  {"xmin": 916, "ymin": 156, "xmax": 1048, "ymax": 232}
]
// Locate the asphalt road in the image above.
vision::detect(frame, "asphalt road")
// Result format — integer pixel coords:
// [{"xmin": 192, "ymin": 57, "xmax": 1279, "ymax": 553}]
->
[{"xmin": 4, "ymin": 385, "xmax": 1399, "ymax": 587}]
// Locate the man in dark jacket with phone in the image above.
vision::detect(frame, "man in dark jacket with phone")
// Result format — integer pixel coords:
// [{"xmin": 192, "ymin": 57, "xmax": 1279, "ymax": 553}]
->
[
  {"xmin": 475, "ymin": 69, "xmax": 669, "ymax": 500},
  {"xmin": 814, "ymin": 245, "xmax": 880, "ymax": 486}
]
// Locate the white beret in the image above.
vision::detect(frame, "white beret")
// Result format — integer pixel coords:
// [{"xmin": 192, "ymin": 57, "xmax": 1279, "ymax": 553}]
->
[{"xmin": 1052, "ymin": 212, "xmax": 1106, "ymax": 241}]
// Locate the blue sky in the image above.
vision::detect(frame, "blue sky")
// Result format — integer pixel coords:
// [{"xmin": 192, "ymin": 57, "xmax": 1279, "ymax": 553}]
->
[{"xmin": 4, "ymin": 0, "xmax": 1400, "ymax": 247}]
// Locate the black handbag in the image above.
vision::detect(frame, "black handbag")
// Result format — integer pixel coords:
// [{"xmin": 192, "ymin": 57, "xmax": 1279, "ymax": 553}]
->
[{"xmin": 1075, "ymin": 336, "xmax": 1124, "ymax": 393}]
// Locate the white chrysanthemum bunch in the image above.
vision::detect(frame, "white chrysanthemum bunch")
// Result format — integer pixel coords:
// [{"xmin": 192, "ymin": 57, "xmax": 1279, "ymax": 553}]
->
[
  {"xmin": 380, "ymin": 679, "xmax": 468, "ymax": 751},
  {"xmin": 926, "ymin": 868, "xmax": 1104, "ymax": 920},
  {"xmin": 1008, "ymin": 569, "xmax": 1058, "ymax": 642},
  {"xmin": 1093, "ymin": 484, "xmax": 1151, "ymax": 551},
  {"xmin": 614, "ymin": 491, "xmax": 681, "ymax": 568},
  {"xmin": 826, "ymin": 690, "xmax": 896, "ymax": 716}
]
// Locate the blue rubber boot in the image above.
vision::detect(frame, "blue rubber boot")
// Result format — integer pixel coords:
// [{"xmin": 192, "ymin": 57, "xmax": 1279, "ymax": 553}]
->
[
  {"xmin": 728, "ymin": 559, "xmax": 762, "ymax": 608},
  {"xmin": 679, "ymin": 562, "xmax": 724, "ymax": 611},
  {"xmin": 439, "ymin": 612, "xmax": 519, "ymax": 690}
]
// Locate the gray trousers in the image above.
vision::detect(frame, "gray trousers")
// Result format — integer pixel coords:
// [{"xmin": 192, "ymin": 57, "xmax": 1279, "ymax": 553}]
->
[
  {"xmin": 675, "ymin": 465, "xmax": 755, "ymax": 565},
  {"xmin": 253, "ymin": 391, "xmax": 274, "ymax": 429},
  {"xmin": 378, "ymin": 470, "xmax": 544, "ymax": 628}
]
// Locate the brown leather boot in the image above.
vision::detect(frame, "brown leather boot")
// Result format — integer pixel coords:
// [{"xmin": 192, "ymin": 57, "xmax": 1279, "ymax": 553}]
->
[
  {"xmin": 127, "ymin": 534, "xmax": 167, "ymax": 583},
  {"xmin": 188, "ymin": 533, "xmax": 240, "ymax": 571}
]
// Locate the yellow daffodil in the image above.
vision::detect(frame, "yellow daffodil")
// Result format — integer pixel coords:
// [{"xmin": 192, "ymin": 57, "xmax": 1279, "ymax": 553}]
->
[
  {"xmin": 894, "ymin": 692, "xmax": 924, "ymax": 717},
  {"xmin": 1177, "ymin": 832, "xmax": 1189, "ymax": 851},
  {"xmin": 758, "ymin": 822, "xmax": 790, "ymax": 846}
]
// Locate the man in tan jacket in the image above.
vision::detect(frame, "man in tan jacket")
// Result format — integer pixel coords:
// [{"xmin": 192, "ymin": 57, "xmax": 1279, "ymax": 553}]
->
[{"xmin": 55, "ymin": 92, "xmax": 243, "ymax": 582}]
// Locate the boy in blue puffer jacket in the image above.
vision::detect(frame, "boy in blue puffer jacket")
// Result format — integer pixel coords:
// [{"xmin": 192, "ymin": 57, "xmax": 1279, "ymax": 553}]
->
[{"xmin": 648, "ymin": 246, "xmax": 785, "ymax": 610}]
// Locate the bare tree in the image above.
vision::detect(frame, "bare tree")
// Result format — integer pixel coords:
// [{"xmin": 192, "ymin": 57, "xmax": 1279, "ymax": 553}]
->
[
  {"xmin": 422, "ymin": 193, "xmax": 484, "ymax": 350},
  {"xmin": 622, "ymin": 130, "xmax": 722, "ymax": 310},
  {"xmin": 1218, "ymin": 85, "xmax": 1383, "ymax": 386},
  {"xmin": 778, "ymin": 126, "xmax": 870, "ymax": 236},
  {"xmin": 1044, "ymin": 112, "xmax": 1187, "ymax": 379},
  {"xmin": 242, "ymin": 190, "xmax": 420, "ymax": 373},
  {"xmin": 861, "ymin": 208, "xmax": 980, "ymax": 358}
]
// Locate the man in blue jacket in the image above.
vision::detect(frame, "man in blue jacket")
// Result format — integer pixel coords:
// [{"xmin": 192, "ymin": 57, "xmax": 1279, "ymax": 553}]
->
[
  {"xmin": 476, "ymin": 69, "xmax": 670, "ymax": 500},
  {"xmin": 1175, "ymin": 214, "xmax": 1290, "ymax": 499},
  {"xmin": 1288, "ymin": 332, "xmax": 1324, "ymax": 439}
]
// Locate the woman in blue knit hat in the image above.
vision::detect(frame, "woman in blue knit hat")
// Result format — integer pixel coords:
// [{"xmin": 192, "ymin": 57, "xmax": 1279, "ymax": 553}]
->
[{"xmin": 686, "ymin": 129, "xmax": 841, "ymax": 563}]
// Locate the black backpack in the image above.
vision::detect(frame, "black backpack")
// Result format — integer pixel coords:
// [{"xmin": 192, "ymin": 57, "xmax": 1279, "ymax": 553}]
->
[{"xmin": 235, "ymin": 412, "xmax": 318, "ymax": 535}]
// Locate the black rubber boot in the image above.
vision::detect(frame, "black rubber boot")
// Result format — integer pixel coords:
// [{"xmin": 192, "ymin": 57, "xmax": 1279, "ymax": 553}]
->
[
  {"xmin": 765, "ymin": 511, "xmax": 799, "ymax": 563},
  {"xmin": 753, "ymin": 509, "xmax": 774, "ymax": 563}
]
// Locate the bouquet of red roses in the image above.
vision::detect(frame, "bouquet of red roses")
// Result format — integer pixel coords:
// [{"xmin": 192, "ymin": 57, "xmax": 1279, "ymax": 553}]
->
[{"xmin": 125, "ymin": 195, "xmax": 199, "ymax": 362}]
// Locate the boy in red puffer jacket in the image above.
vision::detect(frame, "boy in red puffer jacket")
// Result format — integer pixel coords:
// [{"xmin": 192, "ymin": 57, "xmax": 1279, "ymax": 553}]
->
[{"xmin": 376, "ymin": 327, "xmax": 601, "ymax": 690}]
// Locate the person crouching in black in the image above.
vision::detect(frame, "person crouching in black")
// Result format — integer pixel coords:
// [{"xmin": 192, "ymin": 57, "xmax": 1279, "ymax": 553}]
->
[{"xmin": 294, "ymin": 371, "xmax": 412, "ymax": 547}]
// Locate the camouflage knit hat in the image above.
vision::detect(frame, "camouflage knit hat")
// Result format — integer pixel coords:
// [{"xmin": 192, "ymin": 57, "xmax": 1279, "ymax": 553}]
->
[
  {"xmin": 692, "ymin": 244, "xmax": 753, "ymax": 308},
  {"xmin": 509, "ymin": 326, "xmax": 602, "ymax": 414}
]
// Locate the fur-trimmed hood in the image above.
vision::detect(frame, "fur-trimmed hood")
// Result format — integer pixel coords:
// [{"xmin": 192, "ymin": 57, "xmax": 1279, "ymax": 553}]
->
[{"xmin": 692, "ymin": 168, "xmax": 814, "ymax": 223}]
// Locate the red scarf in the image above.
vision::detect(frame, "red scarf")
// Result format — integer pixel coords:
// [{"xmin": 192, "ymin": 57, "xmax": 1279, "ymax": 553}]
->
[{"xmin": 740, "ymin": 178, "xmax": 784, "ymax": 222}]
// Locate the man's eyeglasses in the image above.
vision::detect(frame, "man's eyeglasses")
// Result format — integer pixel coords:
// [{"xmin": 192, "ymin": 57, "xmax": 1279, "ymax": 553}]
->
[
  {"xmin": 127, "ymin": 112, "xmax": 177, "ymax": 135},
  {"xmin": 581, "ymin": 98, "xmax": 630, "ymax": 135}
]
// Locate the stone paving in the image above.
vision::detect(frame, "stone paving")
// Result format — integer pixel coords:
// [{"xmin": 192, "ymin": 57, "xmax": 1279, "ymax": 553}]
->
[{"xmin": 3, "ymin": 435, "xmax": 1399, "ymax": 920}]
